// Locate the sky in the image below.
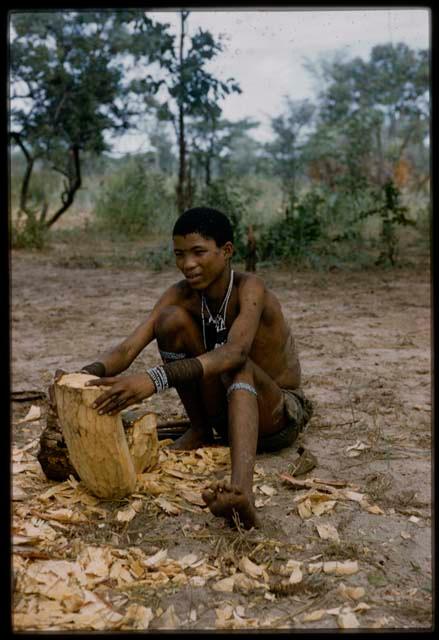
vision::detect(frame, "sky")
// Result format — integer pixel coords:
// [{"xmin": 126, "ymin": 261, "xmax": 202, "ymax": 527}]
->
[{"xmin": 106, "ymin": 8, "xmax": 430, "ymax": 154}]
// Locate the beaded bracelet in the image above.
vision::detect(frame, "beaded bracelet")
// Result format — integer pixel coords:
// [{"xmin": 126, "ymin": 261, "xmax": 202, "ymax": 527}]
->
[{"xmin": 146, "ymin": 365, "xmax": 169, "ymax": 393}]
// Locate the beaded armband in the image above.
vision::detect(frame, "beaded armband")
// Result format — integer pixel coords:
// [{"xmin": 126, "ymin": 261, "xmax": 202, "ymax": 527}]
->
[{"xmin": 147, "ymin": 358, "xmax": 203, "ymax": 393}]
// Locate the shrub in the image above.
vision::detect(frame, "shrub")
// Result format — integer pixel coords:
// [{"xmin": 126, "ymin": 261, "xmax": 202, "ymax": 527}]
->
[
  {"xmin": 10, "ymin": 210, "xmax": 47, "ymax": 249},
  {"xmin": 259, "ymin": 190, "xmax": 323, "ymax": 263},
  {"xmin": 93, "ymin": 158, "xmax": 175, "ymax": 237}
]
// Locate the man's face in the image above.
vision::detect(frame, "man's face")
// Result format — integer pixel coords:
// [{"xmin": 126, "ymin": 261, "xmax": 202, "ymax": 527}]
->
[{"xmin": 173, "ymin": 233, "xmax": 232, "ymax": 290}]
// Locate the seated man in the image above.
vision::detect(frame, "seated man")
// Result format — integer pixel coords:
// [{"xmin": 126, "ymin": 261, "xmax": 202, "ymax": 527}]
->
[{"xmin": 81, "ymin": 207, "xmax": 312, "ymax": 529}]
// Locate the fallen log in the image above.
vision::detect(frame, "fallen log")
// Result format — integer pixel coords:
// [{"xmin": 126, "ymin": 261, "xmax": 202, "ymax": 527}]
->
[{"xmin": 52, "ymin": 373, "xmax": 159, "ymax": 499}]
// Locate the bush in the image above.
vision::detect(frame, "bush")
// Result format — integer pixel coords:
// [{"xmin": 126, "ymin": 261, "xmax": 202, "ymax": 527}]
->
[
  {"xmin": 10, "ymin": 210, "xmax": 47, "ymax": 249},
  {"xmin": 93, "ymin": 158, "xmax": 175, "ymax": 237},
  {"xmin": 259, "ymin": 190, "xmax": 323, "ymax": 263}
]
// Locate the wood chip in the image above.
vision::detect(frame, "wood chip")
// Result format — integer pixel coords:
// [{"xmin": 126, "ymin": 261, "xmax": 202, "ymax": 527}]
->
[
  {"xmin": 258, "ymin": 484, "xmax": 277, "ymax": 496},
  {"xmin": 155, "ymin": 605, "xmax": 181, "ymax": 630},
  {"xmin": 119, "ymin": 604, "xmax": 154, "ymax": 630},
  {"xmin": 337, "ymin": 611, "xmax": 360, "ymax": 628},
  {"xmin": 212, "ymin": 576, "xmax": 236, "ymax": 592},
  {"xmin": 16, "ymin": 405, "xmax": 41, "ymax": 424},
  {"xmin": 302, "ymin": 609, "xmax": 326, "ymax": 622},
  {"xmin": 316, "ymin": 522, "xmax": 340, "ymax": 542},
  {"xmin": 154, "ymin": 496, "xmax": 181, "ymax": 515},
  {"xmin": 239, "ymin": 556, "xmax": 265, "ymax": 579},
  {"xmin": 338, "ymin": 583, "xmax": 366, "ymax": 600}
]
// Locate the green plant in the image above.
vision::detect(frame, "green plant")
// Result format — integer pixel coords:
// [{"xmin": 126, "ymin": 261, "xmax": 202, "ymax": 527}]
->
[
  {"xmin": 259, "ymin": 190, "xmax": 323, "ymax": 263},
  {"xmin": 193, "ymin": 179, "xmax": 249, "ymax": 260},
  {"xmin": 141, "ymin": 244, "xmax": 175, "ymax": 271},
  {"xmin": 93, "ymin": 160, "xmax": 175, "ymax": 237},
  {"xmin": 10, "ymin": 209, "xmax": 47, "ymax": 249},
  {"xmin": 359, "ymin": 179, "xmax": 415, "ymax": 265}
]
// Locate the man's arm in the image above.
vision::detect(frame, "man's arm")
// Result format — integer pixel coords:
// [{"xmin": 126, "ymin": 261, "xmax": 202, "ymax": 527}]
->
[
  {"xmin": 88, "ymin": 276, "xmax": 265, "ymax": 415},
  {"xmin": 81, "ymin": 284, "xmax": 182, "ymax": 376},
  {"xmin": 197, "ymin": 275, "xmax": 265, "ymax": 377}
]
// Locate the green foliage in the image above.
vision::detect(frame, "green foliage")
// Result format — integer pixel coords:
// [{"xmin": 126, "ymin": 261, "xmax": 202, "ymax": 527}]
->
[
  {"xmin": 259, "ymin": 190, "xmax": 323, "ymax": 263},
  {"xmin": 359, "ymin": 179, "xmax": 415, "ymax": 265},
  {"xmin": 155, "ymin": 11, "xmax": 242, "ymax": 212},
  {"xmin": 193, "ymin": 179, "xmax": 251, "ymax": 260},
  {"xmin": 311, "ymin": 42, "xmax": 429, "ymax": 190},
  {"xmin": 266, "ymin": 98, "xmax": 315, "ymax": 200},
  {"xmin": 93, "ymin": 159, "xmax": 175, "ymax": 237},
  {"xmin": 9, "ymin": 10, "xmax": 173, "ymax": 231},
  {"xmin": 189, "ymin": 116, "xmax": 259, "ymax": 184},
  {"xmin": 10, "ymin": 210, "xmax": 47, "ymax": 249},
  {"xmin": 139, "ymin": 244, "xmax": 176, "ymax": 271}
]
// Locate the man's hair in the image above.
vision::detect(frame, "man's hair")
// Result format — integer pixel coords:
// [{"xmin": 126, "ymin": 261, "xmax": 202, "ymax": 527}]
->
[{"xmin": 172, "ymin": 207, "xmax": 234, "ymax": 247}]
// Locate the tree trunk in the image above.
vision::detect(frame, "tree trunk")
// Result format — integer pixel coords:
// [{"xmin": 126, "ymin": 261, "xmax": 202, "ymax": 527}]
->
[
  {"xmin": 205, "ymin": 154, "xmax": 211, "ymax": 187},
  {"xmin": 245, "ymin": 224, "xmax": 257, "ymax": 272},
  {"xmin": 52, "ymin": 373, "xmax": 158, "ymax": 499},
  {"xmin": 176, "ymin": 11, "xmax": 188, "ymax": 214},
  {"xmin": 46, "ymin": 145, "xmax": 82, "ymax": 228},
  {"xmin": 10, "ymin": 132, "xmax": 35, "ymax": 217}
]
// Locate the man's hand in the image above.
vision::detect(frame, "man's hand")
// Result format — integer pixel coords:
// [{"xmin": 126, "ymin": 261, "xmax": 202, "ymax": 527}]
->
[{"xmin": 85, "ymin": 373, "xmax": 156, "ymax": 415}]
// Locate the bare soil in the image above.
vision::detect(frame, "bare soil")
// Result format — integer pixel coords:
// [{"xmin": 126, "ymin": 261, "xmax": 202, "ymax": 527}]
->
[{"xmin": 11, "ymin": 238, "xmax": 432, "ymax": 630}]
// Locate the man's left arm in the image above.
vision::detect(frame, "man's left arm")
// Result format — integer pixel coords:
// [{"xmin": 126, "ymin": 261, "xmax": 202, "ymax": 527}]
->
[
  {"xmin": 91, "ymin": 276, "xmax": 265, "ymax": 414},
  {"xmin": 197, "ymin": 276, "xmax": 265, "ymax": 378}
]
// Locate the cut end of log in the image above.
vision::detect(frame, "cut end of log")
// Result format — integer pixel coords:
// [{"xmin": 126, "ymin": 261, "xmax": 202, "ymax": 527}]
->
[{"xmin": 56, "ymin": 372, "xmax": 103, "ymax": 388}]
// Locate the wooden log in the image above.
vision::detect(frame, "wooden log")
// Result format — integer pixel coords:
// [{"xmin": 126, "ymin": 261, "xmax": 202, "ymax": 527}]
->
[
  {"xmin": 53, "ymin": 372, "xmax": 158, "ymax": 499},
  {"xmin": 38, "ymin": 407, "xmax": 189, "ymax": 484},
  {"xmin": 37, "ymin": 387, "xmax": 80, "ymax": 482}
]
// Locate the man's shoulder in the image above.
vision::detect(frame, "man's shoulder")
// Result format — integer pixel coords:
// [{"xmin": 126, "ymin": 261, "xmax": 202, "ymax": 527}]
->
[
  {"xmin": 235, "ymin": 271, "xmax": 267, "ymax": 293},
  {"xmin": 167, "ymin": 279, "xmax": 197, "ymax": 301}
]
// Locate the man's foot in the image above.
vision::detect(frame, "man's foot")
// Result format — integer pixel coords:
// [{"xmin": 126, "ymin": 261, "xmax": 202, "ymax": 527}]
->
[
  {"xmin": 202, "ymin": 481, "xmax": 258, "ymax": 529},
  {"xmin": 169, "ymin": 427, "xmax": 213, "ymax": 450}
]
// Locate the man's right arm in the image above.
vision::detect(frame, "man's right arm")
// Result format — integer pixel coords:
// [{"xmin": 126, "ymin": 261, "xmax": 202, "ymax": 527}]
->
[{"xmin": 81, "ymin": 283, "xmax": 182, "ymax": 377}]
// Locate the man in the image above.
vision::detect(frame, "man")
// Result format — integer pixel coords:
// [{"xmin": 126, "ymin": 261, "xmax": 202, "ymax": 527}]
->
[{"xmin": 80, "ymin": 207, "xmax": 312, "ymax": 529}]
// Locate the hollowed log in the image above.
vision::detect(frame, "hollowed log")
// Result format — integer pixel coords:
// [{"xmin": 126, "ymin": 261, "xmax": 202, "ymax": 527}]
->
[{"xmin": 53, "ymin": 373, "xmax": 158, "ymax": 499}]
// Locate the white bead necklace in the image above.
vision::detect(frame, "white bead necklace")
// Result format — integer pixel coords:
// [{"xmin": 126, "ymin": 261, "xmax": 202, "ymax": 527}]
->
[{"xmin": 201, "ymin": 269, "xmax": 234, "ymax": 350}]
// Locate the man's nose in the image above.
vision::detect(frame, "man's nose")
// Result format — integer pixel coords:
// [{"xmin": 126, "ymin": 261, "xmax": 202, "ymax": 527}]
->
[{"xmin": 183, "ymin": 255, "xmax": 197, "ymax": 271}]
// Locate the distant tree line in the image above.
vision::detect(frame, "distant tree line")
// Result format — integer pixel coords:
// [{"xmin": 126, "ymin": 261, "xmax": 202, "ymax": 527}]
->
[{"xmin": 9, "ymin": 10, "xmax": 429, "ymax": 262}]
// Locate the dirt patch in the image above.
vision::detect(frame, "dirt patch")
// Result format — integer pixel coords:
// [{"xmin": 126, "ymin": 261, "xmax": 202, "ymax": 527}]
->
[{"xmin": 11, "ymin": 244, "xmax": 432, "ymax": 630}]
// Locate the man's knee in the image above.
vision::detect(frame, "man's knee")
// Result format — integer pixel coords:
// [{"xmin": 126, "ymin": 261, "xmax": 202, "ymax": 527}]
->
[{"xmin": 154, "ymin": 305, "xmax": 189, "ymax": 340}]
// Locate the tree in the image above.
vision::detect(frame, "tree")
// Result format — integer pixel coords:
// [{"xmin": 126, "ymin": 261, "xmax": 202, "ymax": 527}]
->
[
  {"xmin": 9, "ymin": 10, "xmax": 170, "ymax": 237},
  {"xmin": 188, "ymin": 115, "xmax": 259, "ymax": 186},
  {"xmin": 147, "ymin": 122, "xmax": 177, "ymax": 176},
  {"xmin": 313, "ymin": 42, "xmax": 429, "ymax": 188},
  {"xmin": 265, "ymin": 97, "xmax": 315, "ymax": 208},
  {"xmin": 152, "ymin": 10, "xmax": 241, "ymax": 213}
]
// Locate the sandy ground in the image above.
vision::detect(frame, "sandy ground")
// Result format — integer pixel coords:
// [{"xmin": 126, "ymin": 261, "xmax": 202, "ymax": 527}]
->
[{"xmin": 10, "ymin": 242, "xmax": 432, "ymax": 630}]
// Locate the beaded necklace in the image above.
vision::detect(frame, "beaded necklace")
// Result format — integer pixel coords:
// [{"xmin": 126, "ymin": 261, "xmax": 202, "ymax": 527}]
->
[{"xmin": 201, "ymin": 269, "xmax": 234, "ymax": 350}]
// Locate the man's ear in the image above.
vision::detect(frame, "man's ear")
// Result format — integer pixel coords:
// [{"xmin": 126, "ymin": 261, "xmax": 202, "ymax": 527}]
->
[{"xmin": 223, "ymin": 241, "xmax": 234, "ymax": 259}]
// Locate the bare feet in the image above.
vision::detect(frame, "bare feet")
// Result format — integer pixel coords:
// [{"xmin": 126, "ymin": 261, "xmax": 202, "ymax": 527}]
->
[
  {"xmin": 169, "ymin": 426, "xmax": 213, "ymax": 450},
  {"xmin": 202, "ymin": 481, "xmax": 258, "ymax": 529}
]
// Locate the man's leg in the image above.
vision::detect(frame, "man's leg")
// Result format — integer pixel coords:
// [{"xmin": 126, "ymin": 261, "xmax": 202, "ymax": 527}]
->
[
  {"xmin": 202, "ymin": 359, "xmax": 286, "ymax": 529},
  {"xmin": 154, "ymin": 305, "xmax": 226, "ymax": 449}
]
